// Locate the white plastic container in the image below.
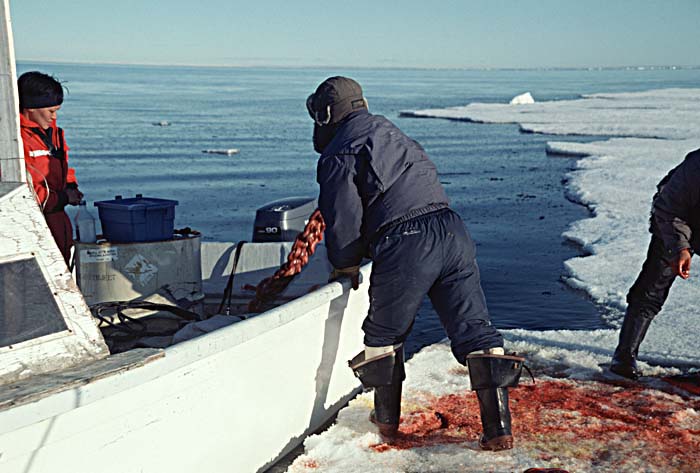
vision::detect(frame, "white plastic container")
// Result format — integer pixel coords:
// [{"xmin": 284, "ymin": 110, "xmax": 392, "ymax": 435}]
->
[
  {"xmin": 74, "ymin": 235, "xmax": 202, "ymax": 306},
  {"xmin": 75, "ymin": 200, "xmax": 97, "ymax": 243}
]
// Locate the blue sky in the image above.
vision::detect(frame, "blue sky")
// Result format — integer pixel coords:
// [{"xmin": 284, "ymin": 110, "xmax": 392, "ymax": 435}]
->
[{"xmin": 10, "ymin": 0, "xmax": 700, "ymax": 69}]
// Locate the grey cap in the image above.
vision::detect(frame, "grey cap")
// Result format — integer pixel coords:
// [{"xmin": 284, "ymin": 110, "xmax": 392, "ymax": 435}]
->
[{"xmin": 306, "ymin": 76, "xmax": 367, "ymax": 126}]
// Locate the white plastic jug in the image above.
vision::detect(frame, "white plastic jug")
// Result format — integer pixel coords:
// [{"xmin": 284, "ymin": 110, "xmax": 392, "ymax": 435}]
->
[{"xmin": 75, "ymin": 200, "xmax": 97, "ymax": 243}]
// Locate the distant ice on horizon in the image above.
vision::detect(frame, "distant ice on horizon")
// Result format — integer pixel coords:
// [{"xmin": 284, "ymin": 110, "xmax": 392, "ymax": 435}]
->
[{"xmin": 509, "ymin": 92, "xmax": 535, "ymax": 105}]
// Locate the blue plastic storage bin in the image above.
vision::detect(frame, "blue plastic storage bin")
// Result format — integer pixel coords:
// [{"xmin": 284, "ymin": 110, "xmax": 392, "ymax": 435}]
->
[{"xmin": 94, "ymin": 195, "xmax": 178, "ymax": 243}]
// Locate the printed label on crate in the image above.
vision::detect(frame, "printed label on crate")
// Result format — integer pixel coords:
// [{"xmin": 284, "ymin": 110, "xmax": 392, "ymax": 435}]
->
[
  {"xmin": 80, "ymin": 247, "xmax": 119, "ymax": 263},
  {"xmin": 124, "ymin": 254, "xmax": 159, "ymax": 287}
]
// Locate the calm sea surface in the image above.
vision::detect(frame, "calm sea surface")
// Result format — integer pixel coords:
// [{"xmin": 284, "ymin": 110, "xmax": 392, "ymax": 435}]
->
[{"xmin": 17, "ymin": 62, "xmax": 700, "ymax": 353}]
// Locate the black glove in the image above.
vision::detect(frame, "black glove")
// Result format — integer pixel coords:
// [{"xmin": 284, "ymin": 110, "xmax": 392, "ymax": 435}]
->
[{"xmin": 330, "ymin": 265, "xmax": 361, "ymax": 290}]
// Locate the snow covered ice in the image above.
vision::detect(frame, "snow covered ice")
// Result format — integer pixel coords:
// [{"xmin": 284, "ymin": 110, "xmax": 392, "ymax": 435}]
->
[
  {"xmin": 289, "ymin": 342, "xmax": 699, "ymax": 472},
  {"xmin": 287, "ymin": 89, "xmax": 700, "ymax": 472}
]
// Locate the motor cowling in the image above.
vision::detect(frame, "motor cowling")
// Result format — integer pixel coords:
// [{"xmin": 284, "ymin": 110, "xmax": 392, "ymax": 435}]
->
[{"xmin": 252, "ymin": 196, "xmax": 318, "ymax": 242}]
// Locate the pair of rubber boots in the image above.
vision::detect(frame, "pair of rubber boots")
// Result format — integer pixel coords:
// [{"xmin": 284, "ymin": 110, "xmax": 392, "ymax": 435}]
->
[
  {"xmin": 610, "ymin": 310, "xmax": 653, "ymax": 380},
  {"xmin": 349, "ymin": 346, "xmax": 524, "ymax": 451}
]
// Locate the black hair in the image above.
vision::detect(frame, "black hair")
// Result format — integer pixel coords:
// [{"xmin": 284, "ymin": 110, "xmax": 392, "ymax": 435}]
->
[{"xmin": 17, "ymin": 71, "xmax": 65, "ymax": 110}]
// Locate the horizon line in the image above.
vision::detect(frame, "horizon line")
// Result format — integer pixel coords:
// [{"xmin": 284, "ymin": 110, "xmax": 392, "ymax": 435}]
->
[{"xmin": 16, "ymin": 58, "xmax": 700, "ymax": 73}]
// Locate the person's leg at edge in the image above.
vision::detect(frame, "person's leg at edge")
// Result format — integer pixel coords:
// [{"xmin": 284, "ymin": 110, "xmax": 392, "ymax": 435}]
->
[
  {"xmin": 45, "ymin": 212, "xmax": 73, "ymax": 265},
  {"xmin": 611, "ymin": 235, "xmax": 676, "ymax": 379},
  {"xmin": 428, "ymin": 210, "xmax": 523, "ymax": 451},
  {"xmin": 350, "ymin": 216, "xmax": 442, "ymax": 437}
]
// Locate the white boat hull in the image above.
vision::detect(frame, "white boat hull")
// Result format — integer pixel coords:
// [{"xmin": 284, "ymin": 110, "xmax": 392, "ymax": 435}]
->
[{"xmin": 0, "ymin": 269, "xmax": 369, "ymax": 473}]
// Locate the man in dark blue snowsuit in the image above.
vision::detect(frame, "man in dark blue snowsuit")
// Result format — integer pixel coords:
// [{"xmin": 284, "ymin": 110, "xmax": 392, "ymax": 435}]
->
[{"xmin": 307, "ymin": 76, "xmax": 524, "ymax": 451}]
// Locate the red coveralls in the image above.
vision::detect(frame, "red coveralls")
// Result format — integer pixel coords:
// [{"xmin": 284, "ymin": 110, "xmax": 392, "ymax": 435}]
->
[{"xmin": 20, "ymin": 114, "xmax": 78, "ymax": 264}]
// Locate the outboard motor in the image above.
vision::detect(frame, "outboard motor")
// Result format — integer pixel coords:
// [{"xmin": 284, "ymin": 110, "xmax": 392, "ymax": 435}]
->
[{"xmin": 252, "ymin": 196, "xmax": 318, "ymax": 242}]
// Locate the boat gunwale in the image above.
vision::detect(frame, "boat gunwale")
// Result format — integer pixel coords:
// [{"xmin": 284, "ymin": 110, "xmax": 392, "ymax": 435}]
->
[{"xmin": 0, "ymin": 264, "xmax": 369, "ymax": 428}]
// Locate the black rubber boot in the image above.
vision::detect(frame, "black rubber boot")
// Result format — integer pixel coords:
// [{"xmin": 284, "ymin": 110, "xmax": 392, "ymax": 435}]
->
[
  {"xmin": 467, "ymin": 353, "xmax": 524, "ymax": 451},
  {"xmin": 370, "ymin": 381, "xmax": 403, "ymax": 437},
  {"xmin": 610, "ymin": 310, "xmax": 653, "ymax": 380},
  {"xmin": 349, "ymin": 347, "xmax": 405, "ymax": 437}
]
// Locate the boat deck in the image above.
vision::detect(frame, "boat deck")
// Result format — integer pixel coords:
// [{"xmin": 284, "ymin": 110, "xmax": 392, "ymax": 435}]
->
[{"xmin": 0, "ymin": 348, "xmax": 163, "ymax": 412}]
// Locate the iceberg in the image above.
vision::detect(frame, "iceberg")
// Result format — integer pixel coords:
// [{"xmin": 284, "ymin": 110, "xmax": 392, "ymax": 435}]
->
[
  {"xmin": 202, "ymin": 148, "xmax": 240, "ymax": 155},
  {"xmin": 509, "ymin": 92, "xmax": 535, "ymax": 105}
]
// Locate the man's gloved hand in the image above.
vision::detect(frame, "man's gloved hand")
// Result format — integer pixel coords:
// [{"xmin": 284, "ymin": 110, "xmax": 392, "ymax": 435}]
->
[{"xmin": 330, "ymin": 265, "xmax": 361, "ymax": 290}]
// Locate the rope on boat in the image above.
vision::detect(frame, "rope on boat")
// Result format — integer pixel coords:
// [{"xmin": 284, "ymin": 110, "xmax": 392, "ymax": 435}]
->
[
  {"xmin": 90, "ymin": 300, "xmax": 200, "ymax": 350},
  {"xmin": 246, "ymin": 209, "xmax": 326, "ymax": 312}
]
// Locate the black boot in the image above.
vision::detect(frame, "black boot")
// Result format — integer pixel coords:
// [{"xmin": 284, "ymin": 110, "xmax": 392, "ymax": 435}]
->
[
  {"xmin": 467, "ymin": 353, "xmax": 524, "ymax": 451},
  {"xmin": 610, "ymin": 310, "xmax": 653, "ymax": 380},
  {"xmin": 349, "ymin": 347, "xmax": 405, "ymax": 437},
  {"xmin": 370, "ymin": 381, "xmax": 403, "ymax": 437}
]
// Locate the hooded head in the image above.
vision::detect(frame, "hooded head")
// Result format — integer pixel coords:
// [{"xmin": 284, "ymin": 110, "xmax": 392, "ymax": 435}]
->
[
  {"xmin": 18, "ymin": 71, "xmax": 64, "ymax": 111},
  {"xmin": 307, "ymin": 76, "xmax": 368, "ymax": 153}
]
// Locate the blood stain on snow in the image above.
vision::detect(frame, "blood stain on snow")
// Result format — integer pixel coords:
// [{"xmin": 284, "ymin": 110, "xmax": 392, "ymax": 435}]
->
[
  {"xmin": 298, "ymin": 457, "xmax": 319, "ymax": 469},
  {"xmin": 371, "ymin": 379, "xmax": 700, "ymax": 471}
]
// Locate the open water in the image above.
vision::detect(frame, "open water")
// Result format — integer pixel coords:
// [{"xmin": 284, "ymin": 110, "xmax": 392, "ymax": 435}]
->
[{"xmin": 17, "ymin": 62, "xmax": 700, "ymax": 354}]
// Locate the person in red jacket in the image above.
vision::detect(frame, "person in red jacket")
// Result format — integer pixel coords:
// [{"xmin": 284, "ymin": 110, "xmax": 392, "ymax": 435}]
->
[{"xmin": 19, "ymin": 71, "xmax": 82, "ymax": 264}]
